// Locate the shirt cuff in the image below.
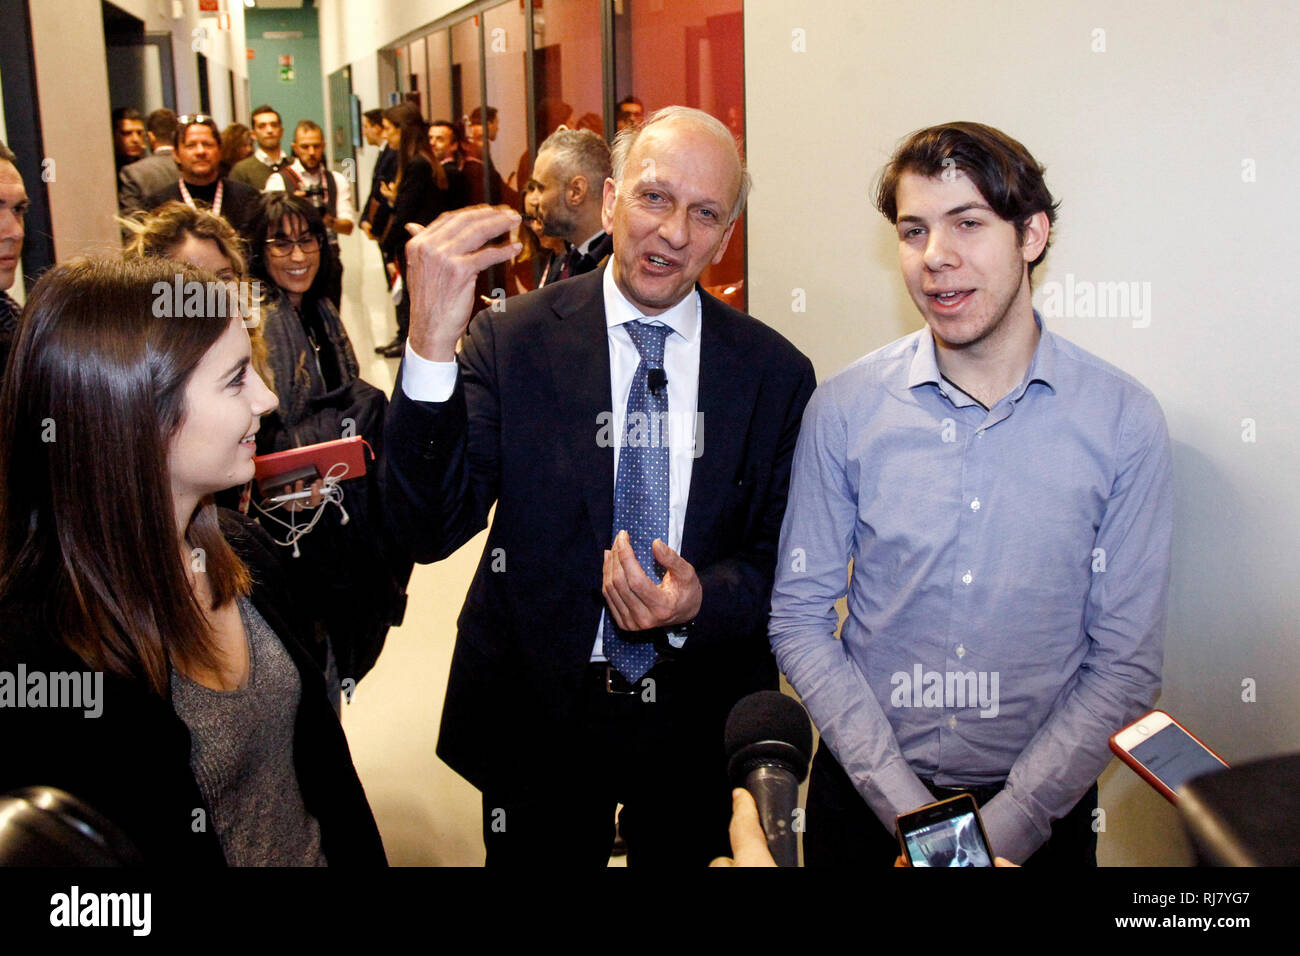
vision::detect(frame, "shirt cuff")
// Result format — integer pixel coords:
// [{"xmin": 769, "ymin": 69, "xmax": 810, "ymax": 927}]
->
[
  {"xmin": 400, "ymin": 342, "xmax": 459, "ymax": 403},
  {"xmin": 978, "ymin": 791, "xmax": 1046, "ymax": 864}
]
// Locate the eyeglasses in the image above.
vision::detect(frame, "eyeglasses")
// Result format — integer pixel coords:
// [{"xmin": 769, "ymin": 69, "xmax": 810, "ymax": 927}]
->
[
  {"xmin": 265, "ymin": 234, "xmax": 321, "ymax": 257},
  {"xmin": 177, "ymin": 114, "xmax": 215, "ymax": 126}
]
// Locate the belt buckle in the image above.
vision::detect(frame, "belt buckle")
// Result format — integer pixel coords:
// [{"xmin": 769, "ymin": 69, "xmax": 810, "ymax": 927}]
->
[{"xmin": 604, "ymin": 664, "xmax": 640, "ymax": 695}]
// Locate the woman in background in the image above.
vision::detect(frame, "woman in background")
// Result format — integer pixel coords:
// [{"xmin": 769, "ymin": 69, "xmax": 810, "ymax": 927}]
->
[
  {"xmin": 245, "ymin": 192, "xmax": 366, "ymax": 455},
  {"xmin": 375, "ymin": 104, "xmax": 443, "ymax": 357},
  {"xmin": 220, "ymin": 123, "xmax": 254, "ymax": 179},
  {"xmin": 123, "ymin": 200, "xmax": 268, "ymax": 383},
  {"xmin": 0, "ymin": 255, "xmax": 386, "ymax": 865},
  {"xmin": 246, "ymin": 191, "xmax": 411, "ymax": 687}
]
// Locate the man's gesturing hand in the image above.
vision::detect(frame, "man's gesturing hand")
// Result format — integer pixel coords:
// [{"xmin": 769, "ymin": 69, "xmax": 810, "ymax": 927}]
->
[
  {"xmin": 602, "ymin": 531, "xmax": 702, "ymax": 631},
  {"xmin": 403, "ymin": 205, "xmax": 521, "ymax": 361}
]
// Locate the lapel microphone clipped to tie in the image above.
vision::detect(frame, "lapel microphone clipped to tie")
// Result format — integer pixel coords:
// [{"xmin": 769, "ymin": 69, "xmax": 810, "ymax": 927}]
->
[{"xmin": 647, "ymin": 368, "xmax": 668, "ymax": 395}]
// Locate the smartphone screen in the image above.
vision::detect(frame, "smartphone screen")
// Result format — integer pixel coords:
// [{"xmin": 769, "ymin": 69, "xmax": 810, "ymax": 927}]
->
[
  {"xmin": 902, "ymin": 806, "xmax": 993, "ymax": 867},
  {"xmin": 1128, "ymin": 723, "xmax": 1228, "ymax": 792}
]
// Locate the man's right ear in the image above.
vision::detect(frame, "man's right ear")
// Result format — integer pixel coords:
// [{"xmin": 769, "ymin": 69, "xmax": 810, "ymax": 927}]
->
[
  {"xmin": 1018, "ymin": 210, "xmax": 1051, "ymax": 265},
  {"xmin": 601, "ymin": 178, "xmax": 618, "ymax": 234}
]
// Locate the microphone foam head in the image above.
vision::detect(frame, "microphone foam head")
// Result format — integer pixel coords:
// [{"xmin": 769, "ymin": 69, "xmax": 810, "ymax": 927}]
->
[{"xmin": 724, "ymin": 690, "xmax": 813, "ymax": 780}]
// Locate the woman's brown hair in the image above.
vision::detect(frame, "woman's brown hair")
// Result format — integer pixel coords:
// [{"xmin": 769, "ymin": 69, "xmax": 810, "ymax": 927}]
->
[
  {"xmin": 123, "ymin": 201, "xmax": 268, "ymax": 381},
  {"xmin": 385, "ymin": 103, "xmax": 446, "ymax": 191},
  {"xmin": 0, "ymin": 255, "xmax": 252, "ymax": 695},
  {"xmin": 219, "ymin": 122, "xmax": 252, "ymax": 178}
]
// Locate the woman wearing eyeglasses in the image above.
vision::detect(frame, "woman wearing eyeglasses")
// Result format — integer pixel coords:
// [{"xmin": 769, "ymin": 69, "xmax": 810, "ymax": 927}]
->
[
  {"xmin": 246, "ymin": 192, "xmax": 412, "ymax": 692},
  {"xmin": 247, "ymin": 192, "xmax": 366, "ymax": 455}
]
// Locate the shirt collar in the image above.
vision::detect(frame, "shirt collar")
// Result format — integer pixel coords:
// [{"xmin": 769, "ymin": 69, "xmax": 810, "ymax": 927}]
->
[
  {"xmin": 254, "ymin": 146, "xmax": 285, "ymax": 167},
  {"xmin": 602, "ymin": 263, "xmax": 700, "ymax": 343},
  {"xmin": 908, "ymin": 310, "xmax": 1057, "ymax": 403},
  {"xmin": 575, "ymin": 230, "xmax": 607, "ymax": 258},
  {"xmin": 288, "ymin": 158, "xmax": 324, "ymax": 182}
]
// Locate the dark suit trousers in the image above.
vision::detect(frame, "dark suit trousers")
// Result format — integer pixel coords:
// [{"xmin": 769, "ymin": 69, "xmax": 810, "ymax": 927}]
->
[
  {"xmin": 481, "ymin": 659, "xmax": 733, "ymax": 867},
  {"xmin": 803, "ymin": 743, "xmax": 1099, "ymax": 867}
]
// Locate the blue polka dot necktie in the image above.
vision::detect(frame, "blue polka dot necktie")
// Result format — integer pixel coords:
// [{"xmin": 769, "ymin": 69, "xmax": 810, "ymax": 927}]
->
[{"xmin": 603, "ymin": 321, "xmax": 674, "ymax": 684}]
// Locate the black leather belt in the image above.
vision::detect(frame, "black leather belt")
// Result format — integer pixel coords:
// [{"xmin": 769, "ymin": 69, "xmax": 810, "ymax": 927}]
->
[
  {"xmin": 592, "ymin": 662, "xmax": 641, "ymax": 695},
  {"xmin": 920, "ymin": 778, "xmax": 1005, "ymax": 807}
]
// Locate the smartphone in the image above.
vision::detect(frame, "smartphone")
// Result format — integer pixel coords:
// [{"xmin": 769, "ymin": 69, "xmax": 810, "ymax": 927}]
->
[
  {"xmin": 253, "ymin": 435, "xmax": 369, "ymax": 495},
  {"xmin": 1109, "ymin": 709, "xmax": 1229, "ymax": 804},
  {"xmin": 896, "ymin": 793, "xmax": 995, "ymax": 867}
]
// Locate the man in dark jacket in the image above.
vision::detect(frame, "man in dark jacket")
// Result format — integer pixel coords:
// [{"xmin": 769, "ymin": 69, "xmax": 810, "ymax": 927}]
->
[
  {"xmin": 0, "ymin": 140, "xmax": 26, "ymax": 382},
  {"xmin": 118, "ymin": 108, "xmax": 180, "ymax": 218},
  {"xmin": 143, "ymin": 115, "xmax": 262, "ymax": 246}
]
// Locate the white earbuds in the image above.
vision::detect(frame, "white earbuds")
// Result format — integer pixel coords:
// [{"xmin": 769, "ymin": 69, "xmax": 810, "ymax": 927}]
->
[{"xmin": 254, "ymin": 461, "xmax": 352, "ymax": 555}]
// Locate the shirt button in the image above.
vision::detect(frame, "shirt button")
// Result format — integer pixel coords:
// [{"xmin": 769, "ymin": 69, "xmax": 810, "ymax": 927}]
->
[
  {"xmin": 970, "ymin": 498, "xmax": 981, "ymax": 511},
  {"xmin": 962, "ymin": 571, "xmax": 973, "ymax": 585},
  {"xmin": 956, "ymin": 644, "xmax": 966, "ymax": 658},
  {"xmin": 947, "ymin": 716, "xmax": 958, "ymax": 729},
  {"xmin": 976, "ymin": 429, "xmax": 984, "ymax": 437}
]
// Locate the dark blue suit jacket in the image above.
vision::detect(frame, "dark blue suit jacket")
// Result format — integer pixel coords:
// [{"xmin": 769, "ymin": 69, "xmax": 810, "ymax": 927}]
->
[{"xmin": 383, "ymin": 266, "xmax": 815, "ymax": 793}]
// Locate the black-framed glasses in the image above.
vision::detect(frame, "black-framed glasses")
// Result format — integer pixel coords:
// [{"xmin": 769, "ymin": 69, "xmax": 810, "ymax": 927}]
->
[{"xmin": 265, "ymin": 235, "xmax": 321, "ymax": 257}]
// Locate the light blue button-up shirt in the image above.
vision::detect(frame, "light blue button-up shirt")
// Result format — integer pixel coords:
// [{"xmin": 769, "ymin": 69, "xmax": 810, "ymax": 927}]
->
[{"xmin": 769, "ymin": 316, "xmax": 1173, "ymax": 862}]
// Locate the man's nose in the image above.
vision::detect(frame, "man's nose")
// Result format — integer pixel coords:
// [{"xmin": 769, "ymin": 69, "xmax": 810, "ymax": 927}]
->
[
  {"xmin": 657, "ymin": 205, "xmax": 690, "ymax": 248},
  {"xmin": 923, "ymin": 228, "xmax": 958, "ymax": 270},
  {"xmin": 0, "ymin": 210, "xmax": 22, "ymax": 241}
]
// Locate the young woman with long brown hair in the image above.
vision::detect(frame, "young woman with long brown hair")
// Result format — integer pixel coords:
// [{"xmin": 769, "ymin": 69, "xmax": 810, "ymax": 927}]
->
[{"xmin": 0, "ymin": 255, "xmax": 386, "ymax": 865}]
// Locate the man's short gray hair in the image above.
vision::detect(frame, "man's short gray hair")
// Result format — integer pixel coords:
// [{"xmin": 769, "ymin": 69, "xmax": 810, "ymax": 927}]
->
[
  {"xmin": 609, "ymin": 106, "xmax": 751, "ymax": 225},
  {"xmin": 537, "ymin": 127, "xmax": 611, "ymax": 191},
  {"xmin": 0, "ymin": 140, "xmax": 16, "ymax": 165}
]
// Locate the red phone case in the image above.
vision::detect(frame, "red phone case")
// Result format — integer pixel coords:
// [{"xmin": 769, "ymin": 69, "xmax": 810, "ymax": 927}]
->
[
  {"xmin": 1109, "ymin": 709, "xmax": 1230, "ymax": 805},
  {"xmin": 253, "ymin": 436, "xmax": 369, "ymax": 487}
]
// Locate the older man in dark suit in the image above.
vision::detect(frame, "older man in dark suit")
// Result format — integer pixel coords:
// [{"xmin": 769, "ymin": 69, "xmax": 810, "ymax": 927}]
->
[{"xmin": 385, "ymin": 106, "xmax": 815, "ymax": 866}]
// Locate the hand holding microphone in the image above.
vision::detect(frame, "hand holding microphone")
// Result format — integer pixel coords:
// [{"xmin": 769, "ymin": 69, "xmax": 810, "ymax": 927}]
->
[{"xmin": 718, "ymin": 690, "xmax": 814, "ymax": 867}]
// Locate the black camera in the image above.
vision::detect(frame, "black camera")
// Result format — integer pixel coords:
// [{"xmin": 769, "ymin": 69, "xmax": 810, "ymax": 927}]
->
[{"xmin": 302, "ymin": 182, "xmax": 327, "ymax": 213}]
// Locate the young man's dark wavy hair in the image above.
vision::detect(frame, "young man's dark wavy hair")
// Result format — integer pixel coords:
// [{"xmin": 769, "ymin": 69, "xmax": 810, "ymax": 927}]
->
[{"xmin": 876, "ymin": 122, "xmax": 1060, "ymax": 275}]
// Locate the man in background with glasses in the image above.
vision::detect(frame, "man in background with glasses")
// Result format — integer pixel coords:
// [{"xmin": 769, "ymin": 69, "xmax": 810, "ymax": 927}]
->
[{"xmin": 142, "ymin": 114, "xmax": 262, "ymax": 246}]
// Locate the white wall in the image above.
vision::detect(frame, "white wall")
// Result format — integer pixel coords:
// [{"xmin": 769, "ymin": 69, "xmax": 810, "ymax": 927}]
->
[
  {"xmin": 110, "ymin": 0, "xmax": 250, "ymax": 120},
  {"xmin": 746, "ymin": 0, "xmax": 1300, "ymax": 864},
  {"xmin": 20, "ymin": 0, "xmax": 251, "ymax": 258},
  {"xmin": 28, "ymin": 0, "xmax": 119, "ymax": 256},
  {"xmin": 319, "ymin": 0, "xmax": 465, "ymax": 77}
]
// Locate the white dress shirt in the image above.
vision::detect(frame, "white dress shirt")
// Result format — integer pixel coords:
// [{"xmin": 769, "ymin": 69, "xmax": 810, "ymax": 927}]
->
[
  {"xmin": 401, "ymin": 265, "xmax": 702, "ymax": 659},
  {"xmin": 265, "ymin": 160, "xmax": 356, "ymax": 228}
]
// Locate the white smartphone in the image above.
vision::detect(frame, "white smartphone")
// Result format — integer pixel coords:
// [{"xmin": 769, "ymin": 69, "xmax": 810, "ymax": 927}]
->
[{"xmin": 1110, "ymin": 709, "xmax": 1229, "ymax": 804}]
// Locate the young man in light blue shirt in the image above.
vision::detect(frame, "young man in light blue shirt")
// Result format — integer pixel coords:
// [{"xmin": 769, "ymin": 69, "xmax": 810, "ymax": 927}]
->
[{"xmin": 769, "ymin": 123, "xmax": 1173, "ymax": 866}]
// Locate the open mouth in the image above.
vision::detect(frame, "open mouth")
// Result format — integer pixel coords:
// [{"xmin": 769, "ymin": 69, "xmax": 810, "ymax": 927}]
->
[
  {"xmin": 928, "ymin": 289, "xmax": 973, "ymax": 310},
  {"xmin": 646, "ymin": 253, "xmax": 675, "ymax": 270}
]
